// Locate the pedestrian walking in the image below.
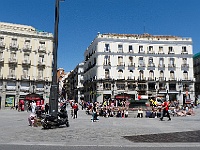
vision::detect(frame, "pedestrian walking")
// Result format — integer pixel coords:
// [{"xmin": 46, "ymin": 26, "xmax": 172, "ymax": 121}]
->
[
  {"xmin": 73, "ymin": 103, "xmax": 78, "ymax": 119},
  {"xmin": 160, "ymin": 99, "xmax": 171, "ymax": 121}
]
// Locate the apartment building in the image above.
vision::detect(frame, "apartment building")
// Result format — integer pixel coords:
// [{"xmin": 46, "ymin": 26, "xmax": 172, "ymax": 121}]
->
[
  {"xmin": 0, "ymin": 22, "xmax": 53, "ymax": 109},
  {"xmin": 193, "ymin": 52, "xmax": 200, "ymax": 101},
  {"xmin": 65, "ymin": 63, "xmax": 84, "ymax": 103},
  {"xmin": 83, "ymin": 33, "xmax": 195, "ymax": 105}
]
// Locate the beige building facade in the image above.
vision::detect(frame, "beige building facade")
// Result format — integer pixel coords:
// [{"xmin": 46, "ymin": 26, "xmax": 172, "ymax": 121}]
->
[{"xmin": 0, "ymin": 22, "xmax": 53, "ymax": 109}]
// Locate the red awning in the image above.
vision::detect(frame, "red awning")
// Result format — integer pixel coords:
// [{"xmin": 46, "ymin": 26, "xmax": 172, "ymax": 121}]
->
[
  {"xmin": 24, "ymin": 93, "xmax": 42, "ymax": 101},
  {"xmin": 115, "ymin": 95, "xmax": 130, "ymax": 99}
]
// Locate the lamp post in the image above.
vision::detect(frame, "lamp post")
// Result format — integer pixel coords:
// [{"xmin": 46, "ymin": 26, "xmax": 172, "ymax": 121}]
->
[{"xmin": 49, "ymin": 0, "xmax": 64, "ymax": 117}]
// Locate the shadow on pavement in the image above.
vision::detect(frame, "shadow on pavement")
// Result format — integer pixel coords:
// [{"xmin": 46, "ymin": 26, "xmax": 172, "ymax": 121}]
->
[{"xmin": 124, "ymin": 130, "xmax": 200, "ymax": 142}]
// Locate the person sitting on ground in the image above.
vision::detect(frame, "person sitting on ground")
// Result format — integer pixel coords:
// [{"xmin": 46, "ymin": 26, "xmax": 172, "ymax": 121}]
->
[
  {"xmin": 28, "ymin": 113, "xmax": 37, "ymax": 127},
  {"xmin": 137, "ymin": 108, "xmax": 143, "ymax": 118}
]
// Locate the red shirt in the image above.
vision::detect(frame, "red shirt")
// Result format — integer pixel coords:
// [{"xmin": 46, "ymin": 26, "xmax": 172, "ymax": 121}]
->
[{"xmin": 162, "ymin": 101, "xmax": 169, "ymax": 111}]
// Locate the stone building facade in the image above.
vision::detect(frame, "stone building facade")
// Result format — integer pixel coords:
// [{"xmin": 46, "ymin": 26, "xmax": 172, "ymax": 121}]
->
[
  {"xmin": 0, "ymin": 22, "xmax": 53, "ymax": 109},
  {"xmin": 83, "ymin": 33, "xmax": 195, "ymax": 105}
]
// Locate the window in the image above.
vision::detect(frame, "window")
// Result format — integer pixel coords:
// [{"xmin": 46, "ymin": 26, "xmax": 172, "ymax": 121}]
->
[
  {"xmin": 183, "ymin": 71, "xmax": 188, "ymax": 80},
  {"xmin": 105, "ymin": 44, "xmax": 110, "ymax": 52},
  {"xmin": 104, "ymin": 55, "xmax": 110, "ymax": 65},
  {"xmin": 148, "ymin": 46, "xmax": 153, "ymax": 52},
  {"xmin": 118, "ymin": 44, "xmax": 123, "ymax": 53},
  {"xmin": 0, "ymin": 37, "xmax": 4, "ymax": 46},
  {"xmin": 169, "ymin": 58, "xmax": 175, "ymax": 66},
  {"xmin": 118, "ymin": 70, "xmax": 123, "ymax": 79},
  {"xmin": 24, "ymin": 53, "xmax": 29, "ymax": 61},
  {"xmin": 168, "ymin": 46, "xmax": 174, "ymax": 53},
  {"xmin": 149, "ymin": 57, "xmax": 153, "ymax": 64},
  {"xmin": 170, "ymin": 71, "xmax": 175, "ymax": 79},
  {"xmin": 139, "ymin": 46, "xmax": 144, "ymax": 53},
  {"xmin": 11, "ymin": 38, "xmax": 17, "ymax": 47},
  {"xmin": 116, "ymin": 83, "xmax": 125, "ymax": 90},
  {"xmin": 0, "ymin": 52, "xmax": 3, "ymax": 59},
  {"xmin": 23, "ymin": 68, "xmax": 28, "ymax": 77},
  {"xmin": 160, "ymin": 71, "xmax": 164, "ymax": 78},
  {"xmin": 182, "ymin": 46, "xmax": 187, "ymax": 52},
  {"xmin": 39, "ymin": 41, "xmax": 45, "ymax": 49},
  {"xmin": 139, "ymin": 70, "xmax": 144, "ymax": 80},
  {"xmin": 129, "ymin": 57, "xmax": 133, "ymax": 66},
  {"xmin": 129, "ymin": 45, "xmax": 133, "ymax": 52},
  {"xmin": 139, "ymin": 57, "xmax": 145, "ymax": 66},
  {"xmin": 103, "ymin": 83, "xmax": 111, "ymax": 90},
  {"xmin": 10, "ymin": 52, "xmax": 16, "ymax": 59},
  {"xmin": 38, "ymin": 69, "xmax": 43, "ymax": 79},
  {"xmin": 149, "ymin": 70, "xmax": 154, "ymax": 79},
  {"xmin": 159, "ymin": 58, "xmax": 164, "ymax": 67},
  {"xmin": 39, "ymin": 55, "xmax": 44, "ymax": 62},
  {"xmin": 105, "ymin": 69, "xmax": 110, "ymax": 79},
  {"xmin": 129, "ymin": 70, "xmax": 134, "ymax": 79},
  {"xmin": 24, "ymin": 40, "xmax": 30, "ymax": 48},
  {"xmin": 118, "ymin": 56, "xmax": 123, "ymax": 66},
  {"xmin": 9, "ymin": 67, "xmax": 15, "ymax": 76},
  {"xmin": 159, "ymin": 46, "xmax": 163, "ymax": 53},
  {"xmin": 183, "ymin": 58, "xmax": 187, "ymax": 64}
]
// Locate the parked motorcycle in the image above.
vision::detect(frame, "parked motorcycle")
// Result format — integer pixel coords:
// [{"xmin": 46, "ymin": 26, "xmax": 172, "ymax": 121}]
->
[{"xmin": 41, "ymin": 105, "xmax": 69, "ymax": 129}]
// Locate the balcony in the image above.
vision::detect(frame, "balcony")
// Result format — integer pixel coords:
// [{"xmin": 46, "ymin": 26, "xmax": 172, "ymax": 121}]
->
[
  {"xmin": 147, "ymin": 50, "xmax": 155, "ymax": 54},
  {"xmin": 103, "ymin": 62, "xmax": 111, "ymax": 69},
  {"xmin": 159, "ymin": 77, "xmax": 165, "ymax": 81},
  {"xmin": 181, "ymin": 64, "xmax": 189, "ymax": 71},
  {"xmin": 37, "ymin": 76, "xmax": 43, "ymax": 81},
  {"xmin": 181, "ymin": 50, "xmax": 188, "ymax": 54},
  {"xmin": 168, "ymin": 64, "xmax": 176, "ymax": 70},
  {"xmin": 7, "ymin": 74, "xmax": 16, "ymax": 79},
  {"xmin": 9, "ymin": 43, "xmax": 18, "ymax": 50},
  {"xmin": 22, "ymin": 59, "xmax": 31, "ymax": 66},
  {"xmin": 138, "ymin": 63, "xmax": 145, "ymax": 70},
  {"xmin": 0, "ymin": 42, "xmax": 5, "ymax": 48},
  {"xmin": 128, "ymin": 63, "xmax": 135, "ymax": 70},
  {"xmin": 117, "ymin": 62, "xmax": 125, "ymax": 69},
  {"xmin": 158, "ymin": 51, "xmax": 164, "ymax": 54},
  {"xmin": 37, "ymin": 61, "xmax": 45, "ymax": 67},
  {"xmin": 22, "ymin": 45, "xmax": 32, "ymax": 52},
  {"xmin": 21, "ymin": 75, "xmax": 29, "ymax": 80},
  {"xmin": 168, "ymin": 51, "xmax": 175, "ymax": 54},
  {"xmin": 38, "ymin": 46, "xmax": 46, "ymax": 53},
  {"xmin": 147, "ymin": 63, "xmax": 155, "ymax": 70},
  {"xmin": 8, "ymin": 58, "xmax": 17, "ymax": 65}
]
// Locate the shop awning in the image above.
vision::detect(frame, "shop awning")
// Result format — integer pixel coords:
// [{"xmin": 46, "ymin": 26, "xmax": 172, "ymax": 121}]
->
[
  {"xmin": 115, "ymin": 95, "xmax": 130, "ymax": 99},
  {"xmin": 24, "ymin": 93, "xmax": 43, "ymax": 101}
]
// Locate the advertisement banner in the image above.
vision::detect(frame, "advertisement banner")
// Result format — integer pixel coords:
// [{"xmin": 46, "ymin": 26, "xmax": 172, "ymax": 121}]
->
[{"xmin": 5, "ymin": 96, "xmax": 15, "ymax": 107}]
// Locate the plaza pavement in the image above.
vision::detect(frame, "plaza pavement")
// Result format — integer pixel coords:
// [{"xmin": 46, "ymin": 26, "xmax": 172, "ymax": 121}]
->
[{"xmin": 0, "ymin": 106, "xmax": 200, "ymax": 147}]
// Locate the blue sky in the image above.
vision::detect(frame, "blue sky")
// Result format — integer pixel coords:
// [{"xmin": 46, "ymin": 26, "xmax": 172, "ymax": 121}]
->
[{"xmin": 1, "ymin": 0, "xmax": 200, "ymax": 72}]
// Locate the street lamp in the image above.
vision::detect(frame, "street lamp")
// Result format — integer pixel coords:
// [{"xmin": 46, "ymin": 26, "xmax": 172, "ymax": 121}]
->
[{"xmin": 49, "ymin": 0, "xmax": 64, "ymax": 117}]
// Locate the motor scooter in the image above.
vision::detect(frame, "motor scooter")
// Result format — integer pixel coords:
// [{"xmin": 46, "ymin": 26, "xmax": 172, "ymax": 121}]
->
[{"xmin": 41, "ymin": 105, "xmax": 69, "ymax": 129}]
